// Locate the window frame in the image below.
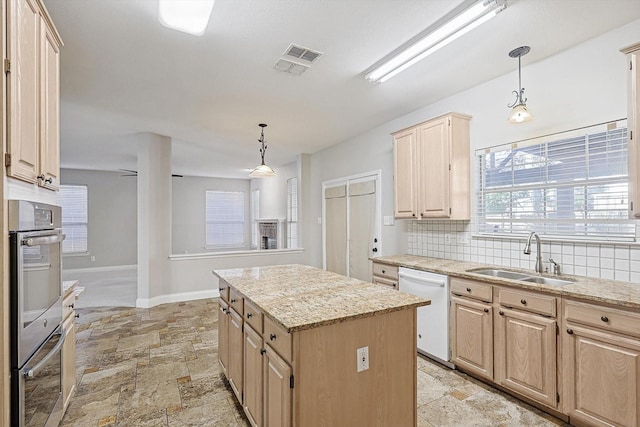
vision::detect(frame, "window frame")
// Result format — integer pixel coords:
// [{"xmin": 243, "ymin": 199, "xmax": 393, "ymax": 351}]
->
[
  {"xmin": 205, "ymin": 190, "xmax": 246, "ymax": 249},
  {"xmin": 287, "ymin": 177, "xmax": 299, "ymax": 249},
  {"xmin": 58, "ymin": 184, "xmax": 89, "ymax": 254},
  {"xmin": 476, "ymin": 120, "xmax": 634, "ymax": 242}
]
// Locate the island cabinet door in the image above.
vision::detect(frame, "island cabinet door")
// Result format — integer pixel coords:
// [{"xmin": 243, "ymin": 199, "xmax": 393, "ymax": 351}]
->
[
  {"xmin": 243, "ymin": 324, "xmax": 263, "ymax": 427},
  {"xmin": 228, "ymin": 308, "xmax": 244, "ymax": 402},
  {"xmin": 263, "ymin": 344, "xmax": 292, "ymax": 427},
  {"xmin": 563, "ymin": 324, "xmax": 640, "ymax": 427},
  {"xmin": 218, "ymin": 299, "xmax": 230, "ymax": 376}
]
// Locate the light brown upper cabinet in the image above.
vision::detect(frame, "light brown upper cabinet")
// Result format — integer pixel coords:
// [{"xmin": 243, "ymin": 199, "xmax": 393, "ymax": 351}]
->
[
  {"xmin": 6, "ymin": 0, "xmax": 62, "ymax": 190},
  {"xmin": 621, "ymin": 43, "xmax": 640, "ymax": 219},
  {"xmin": 622, "ymin": 42, "xmax": 640, "ymax": 218},
  {"xmin": 392, "ymin": 112, "xmax": 471, "ymax": 220}
]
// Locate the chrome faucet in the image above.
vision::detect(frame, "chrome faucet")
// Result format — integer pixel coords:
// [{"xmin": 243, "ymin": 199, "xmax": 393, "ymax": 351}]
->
[{"xmin": 523, "ymin": 232, "xmax": 543, "ymax": 273}]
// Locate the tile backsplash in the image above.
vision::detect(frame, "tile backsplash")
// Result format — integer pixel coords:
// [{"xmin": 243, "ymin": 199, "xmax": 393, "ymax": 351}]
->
[{"xmin": 407, "ymin": 220, "xmax": 640, "ymax": 284}]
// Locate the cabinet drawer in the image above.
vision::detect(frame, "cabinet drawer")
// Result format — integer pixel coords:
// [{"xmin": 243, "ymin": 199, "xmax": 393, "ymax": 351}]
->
[
  {"xmin": 451, "ymin": 278, "xmax": 492, "ymax": 302},
  {"xmin": 62, "ymin": 291, "xmax": 75, "ymax": 322},
  {"xmin": 372, "ymin": 276, "xmax": 398, "ymax": 290},
  {"xmin": 219, "ymin": 280, "xmax": 230, "ymax": 302},
  {"xmin": 372, "ymin": 263, "xmax": 398, "ymax": 280},
  {"xmin": 498, "ymin": 288, "xmax": 556, "ymax": 317},
  {"xmin": 264, "ymin": 316, "xmax": 292, "ymax": 363},
  {"xmin": 244, "ymin": 300, "xmax": 263, "ymax": 334},
  {"xmin": 229, "ymin": 289, "xmax": 243, "ymax": 316},
  {"xmin": 565, "ymin": 299, "xmax": 640, "ymax": 338}
]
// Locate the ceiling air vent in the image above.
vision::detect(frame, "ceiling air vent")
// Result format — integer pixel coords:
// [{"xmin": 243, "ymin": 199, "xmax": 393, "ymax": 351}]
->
[
  {"xmin": 274, "ymin": 44, "xmax": 322, "ymax": 75},
  {"xmin": 284, "ymin": 44, "xmax": 322, "ymax": 65}
]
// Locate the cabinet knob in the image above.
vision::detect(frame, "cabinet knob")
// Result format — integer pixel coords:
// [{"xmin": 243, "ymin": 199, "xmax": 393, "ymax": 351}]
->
[
  {"xmin": 270, "ymin": 333, "xmax": 277, "ymax": 341},
  {"xmin": 68, "ymin": 303, "xmax": 74, "ymax": 309},
  {"xmin": 247, "ymin": 313, "xmax": 253, "ymax": 319},
  {"xmin": 372, "ymin": 248, "xmax": 378, "ymax": 253},
  {"xmin": 567, "ymin": 329, "xmax": 574, "ymax": 335},
  {"xmin": 520, "ymin": 299, "xmax": 527, "ymax": 305},
  {"xmin": 75, "ymin": 313, "xmax": 80, "ymax": 319},
  {"xmin": 219, "ymin": 287, "xmax": 225, "ymax": 292},
  {"xmin": 412, "ymin": 214, "xmax": 416, "ymax": 217},
  {"xmin": 260, "ymin": 348, "xmax": 266, "ymax": 355},
  {"xmin": 221, "ymin": 308, "xmax": 227, "ymax": 314},
  {"xmin": 45, "ymin": 177, "xmax": 53, "ymax": 184},
  {"xmin": 381, "ymin": 269, "xmax": 386, "ymax": 274},
  {"xmin": 466, "ymin": 287, "xmax": 471, "ymax": 293},
  {"xmin": 230, "ymin": 299, "xmax": 236, "ymax": 303},
  {"xmin": 499, "ymin": 311, "xmax": 504, "ymax": 316},
  {"xmin": 601, "ymin": 316, "xmax": 609, "ymax": 323},
  {"xmin": 37, "ymin": 174, "xmax": 45, "ymax": 181},
  {"xmin": 484, "ymin": 308, "xmax": 489, "ymax": 313},
  {"xmin": 392, "ymin": 283, "xmax": 397, "ymax": 288}
]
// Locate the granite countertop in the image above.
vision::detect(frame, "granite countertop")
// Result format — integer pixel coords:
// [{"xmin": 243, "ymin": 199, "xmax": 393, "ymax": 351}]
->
[
  {"xmin": 213, "ymin": 264, "xmax": 430, "ymax": 333},
  {"xmin": 373, "ymin": 255, "xmax": 640, "ymax": 310}
]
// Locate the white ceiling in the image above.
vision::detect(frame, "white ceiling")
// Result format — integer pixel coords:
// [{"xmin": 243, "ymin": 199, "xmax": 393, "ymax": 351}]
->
[{"xmin": 44, "ymin": 0, "xmax": 640, "ymax": 178}]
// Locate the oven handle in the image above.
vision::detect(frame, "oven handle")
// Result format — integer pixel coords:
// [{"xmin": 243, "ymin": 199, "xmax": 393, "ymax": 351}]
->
[
  {"xmin": 24, "ymin": 327, "xmax": 66, "ymax": 379},
  {"xmin": 22, "ymin": 233, "xmax": 65, "ymax": 247}
]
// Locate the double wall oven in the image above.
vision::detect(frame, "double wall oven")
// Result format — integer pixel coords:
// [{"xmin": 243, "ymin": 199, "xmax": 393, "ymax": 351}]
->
[{"xmin": 9, "ymin": 200, "xmax": 66, "ymax": 427}]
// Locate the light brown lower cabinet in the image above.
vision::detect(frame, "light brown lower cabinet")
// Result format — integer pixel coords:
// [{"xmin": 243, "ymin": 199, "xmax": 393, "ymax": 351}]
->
[
  {"xmin": 450, "ymin": 295, "xmax": 493, "ymax": 380},
  {"xmin": 494, "ymin": 307, "xmax": 557, "ymax": 408},
  {"xmin": 218, "ymin": 285, "xmax": 418, "ymax": 427},
  {"xmin": 228, "ymin": 307, "xmax": 244, "ymax": 402},
  {"xmin": 61, "ymin": 313, "xmax": 76, "ymax": 410},
  {"xmin": 263, "ymin": 344, "xmax": 292, "ymax": 427},
  {"xmin": 563, "ymin": 299, "xmax": 640, "ymax": 427},
  {"xmin": 218, "ymin": 299, "xmax": 229, "ymax": 376},
  {"xmin": 244, "ymin": 324, "xmax": 263, "ymax": 427}
]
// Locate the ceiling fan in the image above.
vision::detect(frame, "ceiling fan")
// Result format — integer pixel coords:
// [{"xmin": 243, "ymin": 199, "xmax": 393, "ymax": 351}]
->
[{"xmin": 119, "ymin": 169, "xmax": 183, "ymax": 178}]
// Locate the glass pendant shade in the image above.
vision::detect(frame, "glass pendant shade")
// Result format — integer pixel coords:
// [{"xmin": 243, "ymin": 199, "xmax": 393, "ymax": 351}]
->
[
  {"xmin": 507, "ymin": 103, "xmax": 533, "ymax": 124},
  {"xmin": 249, "ymin": 163, "xmax": 276, "ymax": 178}
]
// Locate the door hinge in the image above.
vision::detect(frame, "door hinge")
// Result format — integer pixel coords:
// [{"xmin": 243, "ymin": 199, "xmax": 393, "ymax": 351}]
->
[
  {"xmin": 631, "ymin": 130, "xmax": 633, "ymax": 141},
  {"xmin": 241, "ymin": 391, "xmax": 244, "ymax": 401},
  {"xmin": 556, "ymin": 324, "xmax": 559, "ymax": 335},
  {"xmin": 4, "ymin": 153, "xmax": 11, "ymax": 167},
  {"xmin": 448, "ymin": 118, "xmax": 451, "ymax": 126},
  {"xmin": 632, "ymin": 201, "xmax": 634, "ymax": 212},
  {"xmin": 4, "ymin": 58, "xmax": 10, "ymax": 74},
  {"xmin": 631, "ymin": 60, "xmax": 633, "ymax": 71},
  {"xmin": 449, "ymin": 207, "xmax": 452, "ymax": 215},
  {"xmin": 448, "ymin": 164, "xmax": 451, "ymax": 171},
  {"xmin": 557, "ymin": 392, "xmax": 560, "ymax": 403},
  {"xmin": 289, "ymin": 375, "xmax": 294, "ymax": 389}
]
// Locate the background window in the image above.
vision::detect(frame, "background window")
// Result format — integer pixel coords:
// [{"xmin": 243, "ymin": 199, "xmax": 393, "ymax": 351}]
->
[
  {"xmin": 251, "ymin": 189, "xmax": 260, "ymax": 248},
  {"xmin": 206, "ymin": 190, "xmax": 245, "ymax": 248},
  {"xmin": 59, "ymin": 184, "xmax": 89, "ymax": 253},
  {"xmin": 477, "ymin": 123, "xmax": 633, "ymax": 241},
  {"xmin": 287, "ymin": 177, "xmax": 298, "ymax": 248}
]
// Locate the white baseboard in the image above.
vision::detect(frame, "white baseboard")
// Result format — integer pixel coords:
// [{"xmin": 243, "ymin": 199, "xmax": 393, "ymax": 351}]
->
[
  {"xmin": 63, "ymin": 265, "xmax": 137, "ymax": 274},
  {"xmin": 136, "ymin": 289, "xmax": 220, "ymax": 308}
]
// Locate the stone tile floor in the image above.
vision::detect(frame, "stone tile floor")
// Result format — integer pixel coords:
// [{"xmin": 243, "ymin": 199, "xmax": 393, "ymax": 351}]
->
[{"xmin": 60, "ymin": 299, "xmax": 569, "ymax": 427}]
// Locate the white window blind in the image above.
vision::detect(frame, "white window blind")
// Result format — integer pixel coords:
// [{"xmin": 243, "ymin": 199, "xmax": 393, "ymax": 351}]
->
[
  {"xmin": 287, "ymin": 177, "xmax": 299, "ymax": 248},
  {"xmin": 206, "ymin": 191, "xmax": 245, "ymax": 248},
  {"xmin": 477, "ymin": 122, "xmax": 634, "ymax": 241},
  {"xmin": 58, "ymin": 184, "xmax": 88, "ymax": 253},
  {"xmin": 251, "ymin": 189, "xmax": 260, "ymax": 248}
]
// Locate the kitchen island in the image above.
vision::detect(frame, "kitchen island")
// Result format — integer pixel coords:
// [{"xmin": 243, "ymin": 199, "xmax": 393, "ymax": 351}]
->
[{"xmin": 213, "ymin": 264, "xmax": 430, "ymax": 427}]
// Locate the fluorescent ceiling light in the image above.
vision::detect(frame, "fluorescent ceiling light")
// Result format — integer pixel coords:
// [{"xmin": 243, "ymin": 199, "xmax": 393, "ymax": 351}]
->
[
  {"xmin": 365, "ymin": 0, "xmax": 506, "ymax": 83},
  {"xmin": 158, "ymin": 0, "xmax": 215, "ymax": 36}
]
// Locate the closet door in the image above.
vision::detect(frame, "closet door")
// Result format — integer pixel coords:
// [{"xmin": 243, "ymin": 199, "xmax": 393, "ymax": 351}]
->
[
  {"xmin": 348, "ymin": 180, "xmax": 376, "ymax": 282},
  {"xmin": 325, "ymin": 185, "xmax": 347, "ymax": 276}
]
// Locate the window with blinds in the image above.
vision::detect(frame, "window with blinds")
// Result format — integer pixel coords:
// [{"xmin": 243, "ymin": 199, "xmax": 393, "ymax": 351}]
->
[
  {"xmin": 477, "ymin": 121, "xmax": 634, "ymax": 241},
  {"xmin": 59, "ymin": 184, "xmax": 89, "ymax": 253},
  {"xmin": 205, "ymin": 191, "xmax": 245, "ymax": 248},
  {"xmin": 287, "ymin": 177, "xmax": 298, "ymax": 248},
  {"xmin": 251, "ymin": 189, "xmax": 260, "ymax": 248}
]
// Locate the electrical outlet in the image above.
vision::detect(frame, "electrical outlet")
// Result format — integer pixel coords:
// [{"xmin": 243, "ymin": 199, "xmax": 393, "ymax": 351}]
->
[
  {"xmin": 357, "ymin": 346, "xmax": 369, "ymax": 372},
  {"xmin": 459, "ymin": 234, "xmax": 470, "ymax": 245},
  {"xmin": 444, "ymin": 233, "xmax": 452, "ymax": 244},
  {"xmin": 90, "ymin": 256, "xmax": 96, "ymax": 262}
]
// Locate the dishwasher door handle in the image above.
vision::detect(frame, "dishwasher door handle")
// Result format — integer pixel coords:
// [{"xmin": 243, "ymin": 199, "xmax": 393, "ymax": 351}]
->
[{"xmin": 399, "ymin": 272, "xmax": 446, "ymax": 287}]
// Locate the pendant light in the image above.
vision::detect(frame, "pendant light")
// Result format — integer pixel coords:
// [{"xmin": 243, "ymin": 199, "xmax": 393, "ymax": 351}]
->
[
  {"xmin": 507, "ymin": 45, "xmax": 533, "ymax": 124},
  {"xmin": 249, "ymin": 123, "xmax": 276, "ymax": 178}
]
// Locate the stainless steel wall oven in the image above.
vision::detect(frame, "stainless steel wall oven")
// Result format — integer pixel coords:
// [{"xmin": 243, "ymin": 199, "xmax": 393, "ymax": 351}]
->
[{"xmin": 9, "ymin": 200, "xmax": 66, "ymax": 427}]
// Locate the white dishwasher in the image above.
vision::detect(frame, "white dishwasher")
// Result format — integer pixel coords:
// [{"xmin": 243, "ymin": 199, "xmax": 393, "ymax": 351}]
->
[{"xmin": 398, "ymin": 267, "xmax": 452, "ymax": 367}]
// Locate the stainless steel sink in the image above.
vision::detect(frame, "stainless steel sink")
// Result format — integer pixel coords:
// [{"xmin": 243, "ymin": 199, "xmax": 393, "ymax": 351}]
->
[
  {"xmin": 519, "ymin": 276, "xmax": 573, "ymax": 286},
  {"xmin": 468, "ymin": 268, "xmax": 574, "ymax": 286},
  {"xmin": 467, "ymin": 269, "xmax": 532, "ymax": 280}
]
